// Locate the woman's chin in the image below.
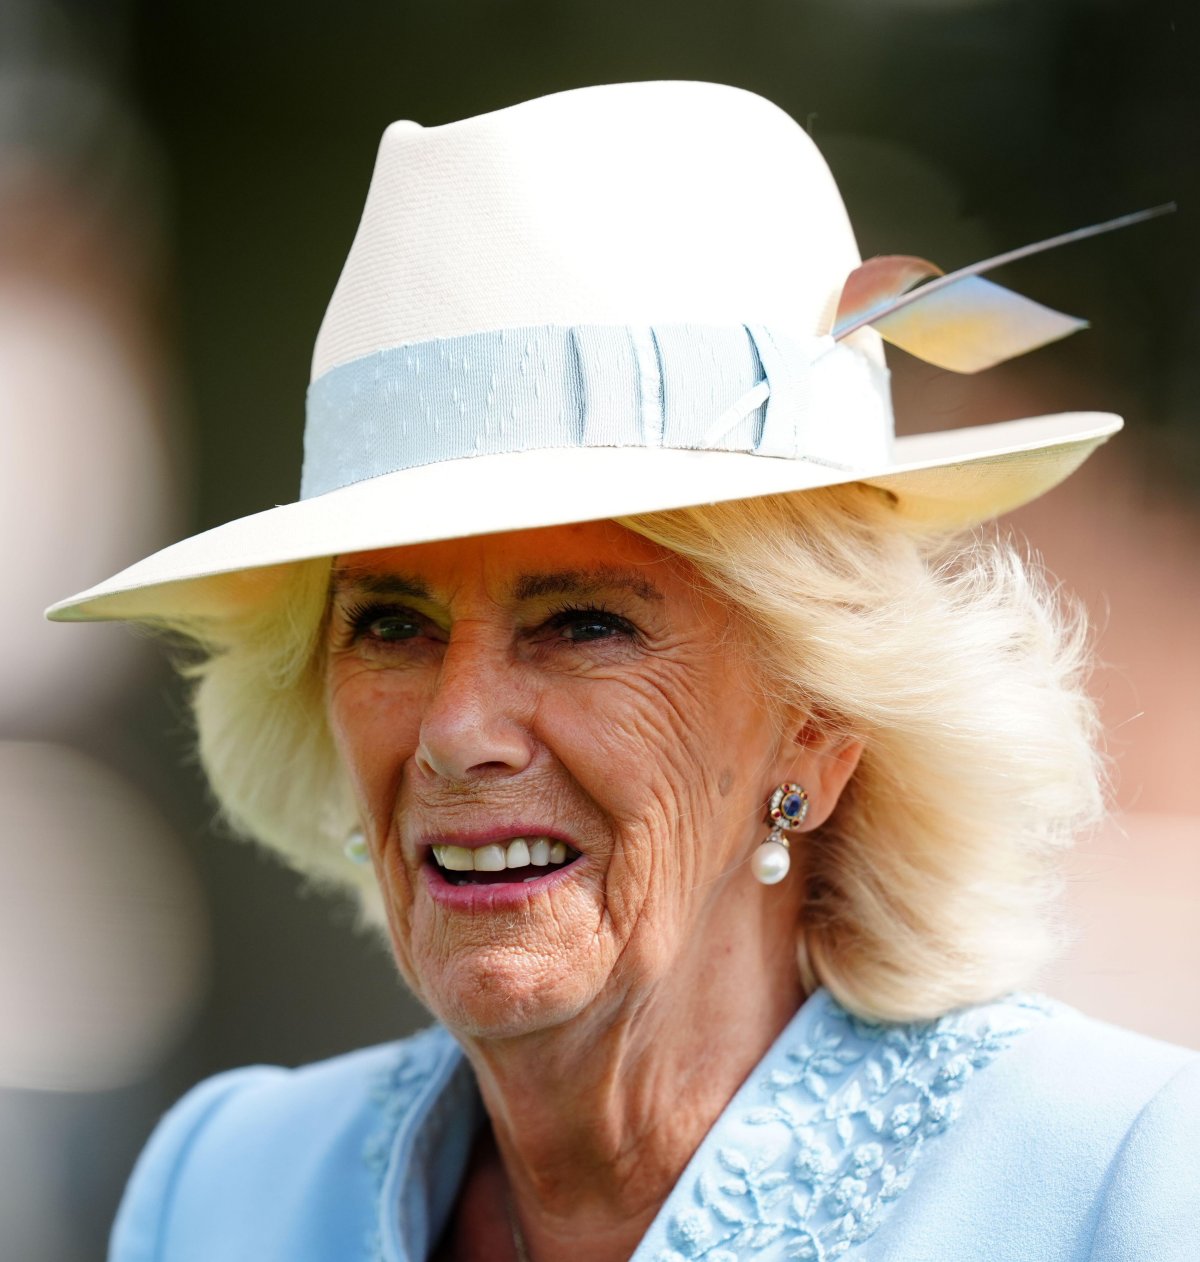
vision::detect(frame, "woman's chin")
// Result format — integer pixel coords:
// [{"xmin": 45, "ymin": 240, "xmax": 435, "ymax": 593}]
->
[
  {"xmin": 412, "ymin": 948, "xmax": 601, "ymax": 1040},
  {"xmin": 389, "ymin": 864, "xmax": 615, "ymax": 1037}
]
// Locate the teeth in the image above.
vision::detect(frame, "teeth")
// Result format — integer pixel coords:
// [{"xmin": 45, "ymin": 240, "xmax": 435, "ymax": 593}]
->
[
  {"xmin": 431, "ymin": 836, "xmax": 576, "ymax": 873},
  {"xmin": 440, "ymin": 845, "xmax": 474, "ymax": 871},
  {"xmin": 474, "ymin": 844, "xmax": 506, "ymax": 872}
]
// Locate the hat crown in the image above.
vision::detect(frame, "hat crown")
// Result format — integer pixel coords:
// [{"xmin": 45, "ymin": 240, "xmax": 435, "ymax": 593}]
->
[{"xmin": 312, "ymin": 81, "xmax": 868, "ymax": 381}]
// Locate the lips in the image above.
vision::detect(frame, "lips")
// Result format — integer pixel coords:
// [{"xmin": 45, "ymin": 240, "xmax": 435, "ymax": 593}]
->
[{"xmin": 429, "ymin": 835, "xmax": 581, "ymax": 885}]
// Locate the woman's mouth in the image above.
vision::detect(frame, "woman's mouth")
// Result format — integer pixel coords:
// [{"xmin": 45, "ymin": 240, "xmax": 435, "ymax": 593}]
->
[{"xmin": 429, "ymin": 836, "xmax": 581, "ymax": 886}]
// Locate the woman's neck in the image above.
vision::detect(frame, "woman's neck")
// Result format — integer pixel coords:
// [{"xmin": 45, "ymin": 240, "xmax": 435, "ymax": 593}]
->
[{"xmin": 457, "ymin": 939, "xmax": 806, "ymax": 1262}]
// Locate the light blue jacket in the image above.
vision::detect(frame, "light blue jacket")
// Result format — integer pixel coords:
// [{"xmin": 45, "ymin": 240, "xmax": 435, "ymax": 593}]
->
[{"xmin": 110, "ymin": 989, "xmax": 1200, "ymax": 1261}]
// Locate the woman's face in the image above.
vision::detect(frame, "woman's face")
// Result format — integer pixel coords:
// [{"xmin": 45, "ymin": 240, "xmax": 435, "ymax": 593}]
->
[{"xmin": 324, "ymin": 520, "xmax": 827, "ymax": 1038}]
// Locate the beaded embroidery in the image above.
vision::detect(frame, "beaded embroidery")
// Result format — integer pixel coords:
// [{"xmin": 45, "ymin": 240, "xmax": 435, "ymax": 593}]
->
[{"xmin": 654, "ymin": 995, "xmax": 1049, "ymax": 1261}]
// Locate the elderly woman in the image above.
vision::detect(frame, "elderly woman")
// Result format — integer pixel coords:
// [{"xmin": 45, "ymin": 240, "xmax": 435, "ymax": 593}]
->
[{"xmin": 52, "ymin": 83, "xmax": 1197, "ymax": 1261}]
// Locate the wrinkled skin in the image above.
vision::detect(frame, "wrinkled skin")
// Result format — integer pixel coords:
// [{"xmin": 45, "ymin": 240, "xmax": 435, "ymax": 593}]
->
[{"xmin": 324, "ymin": 519, "xmax": 861, "ymax": 1260}]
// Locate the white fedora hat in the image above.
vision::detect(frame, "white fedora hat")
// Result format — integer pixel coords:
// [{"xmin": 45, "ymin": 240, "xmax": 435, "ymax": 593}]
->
[{"xmin": 48, "ymin": 80, "xmax": 1121, "ymax": 624}]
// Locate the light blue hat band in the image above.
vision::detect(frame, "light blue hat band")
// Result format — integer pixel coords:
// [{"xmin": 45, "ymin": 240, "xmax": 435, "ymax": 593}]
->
[{"xmin": 301, "ymin": 323, "xmax": 893, "ymax": 501}]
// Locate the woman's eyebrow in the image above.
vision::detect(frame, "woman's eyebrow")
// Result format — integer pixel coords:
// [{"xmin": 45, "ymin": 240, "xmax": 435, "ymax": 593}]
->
[
  {"xmin": 327, "ymin": 566, "xmax": 664, "ymax": 604},
  {"xmin": 511, "ymin": 568, "xmax": 664, "ymax": 603},
  {"xmin": 328, "ymin": 570, "xmax": 433, "ymax": 601}
]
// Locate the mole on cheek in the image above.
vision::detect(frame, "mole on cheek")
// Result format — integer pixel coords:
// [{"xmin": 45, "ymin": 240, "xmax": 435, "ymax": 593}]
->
[{"xmin": 717, "ymin": 769, "xmax": 734, "ymax": 797}]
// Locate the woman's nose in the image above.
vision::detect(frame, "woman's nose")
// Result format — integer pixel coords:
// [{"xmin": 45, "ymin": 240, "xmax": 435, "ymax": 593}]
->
[{"xmin": 413, "ymin": 633, "xmax": 535, "ymax": 782}]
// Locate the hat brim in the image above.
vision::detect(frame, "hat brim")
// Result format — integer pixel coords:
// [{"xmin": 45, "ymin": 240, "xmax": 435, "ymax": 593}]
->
[{"xmin": 46, "ymin": 411, "xmax": 1120, "ymax": 624}]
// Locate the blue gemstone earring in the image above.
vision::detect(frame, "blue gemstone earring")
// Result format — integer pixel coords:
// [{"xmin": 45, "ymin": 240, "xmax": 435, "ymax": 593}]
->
[{"xmin": 751, "ymin": 783, "xmax": 809, "ymax": 885}]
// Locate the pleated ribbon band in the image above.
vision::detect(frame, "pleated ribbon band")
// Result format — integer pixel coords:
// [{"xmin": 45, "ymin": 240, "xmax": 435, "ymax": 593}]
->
[{"xmin": 301, "ymin": 324, "xmax": 894, "ymax": 501}]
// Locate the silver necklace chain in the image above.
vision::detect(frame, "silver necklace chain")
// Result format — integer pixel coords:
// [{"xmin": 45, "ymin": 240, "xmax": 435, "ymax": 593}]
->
[{"xmin": 504, "ymin": 1185, "xmax": 532, "ymax": 1262}]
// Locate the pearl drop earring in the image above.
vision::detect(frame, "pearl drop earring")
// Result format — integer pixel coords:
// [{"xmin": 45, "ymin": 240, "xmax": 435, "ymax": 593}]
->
[
  {"xmin": 751, "ymin": 783, "xmax": 808, "ymax": 885},
  {"xmin": 343, "ymin": 829, "xmax": 371, "ymax": 865}
]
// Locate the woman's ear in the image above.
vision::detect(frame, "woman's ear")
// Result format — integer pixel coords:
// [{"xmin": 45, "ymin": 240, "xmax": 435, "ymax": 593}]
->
[{"xmin": 774, "ymin": 717, "xmax": 863, "ymax": 831}]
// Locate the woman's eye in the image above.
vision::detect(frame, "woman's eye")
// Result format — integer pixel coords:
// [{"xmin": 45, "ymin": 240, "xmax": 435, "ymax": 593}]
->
[
  {"xmin": 544, "ymin": 607, "xmax": 636, "ymax": 643},
  {"xmin": 340, "ymin": 603, "xmax": 437, "ymax": 647},
  {"xmin": 368, "ymin": 615, "xmax": 422, "ymax": 641}
]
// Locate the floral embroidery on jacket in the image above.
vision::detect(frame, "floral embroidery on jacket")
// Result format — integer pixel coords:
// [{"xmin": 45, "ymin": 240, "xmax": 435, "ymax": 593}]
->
[{"xmin": 654, "ymin": 996, "xmax": 1048, "ymax": 1261}]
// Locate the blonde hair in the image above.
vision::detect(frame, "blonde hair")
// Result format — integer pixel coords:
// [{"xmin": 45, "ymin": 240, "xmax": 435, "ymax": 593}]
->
[{"xmin": 168, "ymin": 483, "xmax": 1105, "ymax": 1023}]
